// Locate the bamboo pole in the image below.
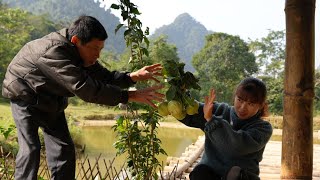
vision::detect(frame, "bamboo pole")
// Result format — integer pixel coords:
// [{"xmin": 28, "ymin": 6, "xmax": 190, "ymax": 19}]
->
[
  {"xmin": 282, "ymin": 0, "xmax": 315, "ymax": 179},
  {"xmin": 161, "ymin": 136, "xmax": 205, "ymax": 179}
]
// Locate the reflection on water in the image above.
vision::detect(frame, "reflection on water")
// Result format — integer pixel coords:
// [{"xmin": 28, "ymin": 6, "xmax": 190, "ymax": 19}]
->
[
  {"xmin": 81, "ymin": 125, "xmax": 203, "ymax": 168},
  {"xmin": 82, "ymin": 126, "xmax": 320, "ymax": 172}
]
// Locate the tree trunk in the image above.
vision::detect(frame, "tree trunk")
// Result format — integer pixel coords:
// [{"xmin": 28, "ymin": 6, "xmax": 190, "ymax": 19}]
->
[{"xmin": 282, "ymin": 0, "xmax": 315, "ymax": 179}]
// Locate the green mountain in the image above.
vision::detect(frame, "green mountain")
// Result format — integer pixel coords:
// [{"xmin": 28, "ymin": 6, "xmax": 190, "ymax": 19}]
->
[
  {"xmin": 2, "ymin": 0, "xmax": 126, "ymax": 53},
  {"xmin": 150, "ymin": 13, "xmax": 212, "ymax": 72},
  {"xmin": 3, "ymin": 1, "xmax": 213, "ymax": 71}
]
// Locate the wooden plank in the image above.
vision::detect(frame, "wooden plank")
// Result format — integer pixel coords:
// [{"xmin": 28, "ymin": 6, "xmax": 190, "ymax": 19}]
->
[{"xmin": 162, "ymin": 137, "xmax": 320, "ymax": 179}]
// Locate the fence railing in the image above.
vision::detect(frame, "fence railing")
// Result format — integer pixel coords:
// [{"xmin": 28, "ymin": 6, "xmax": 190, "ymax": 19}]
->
[{"xmin": 0, "ymin": 146, "xmax": 187, "ymax": 180}]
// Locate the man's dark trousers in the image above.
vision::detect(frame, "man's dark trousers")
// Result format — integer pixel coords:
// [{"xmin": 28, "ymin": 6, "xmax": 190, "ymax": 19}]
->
[{"xmin": 11, "ymin": 99, "xmax": 75, "ymax": 180}]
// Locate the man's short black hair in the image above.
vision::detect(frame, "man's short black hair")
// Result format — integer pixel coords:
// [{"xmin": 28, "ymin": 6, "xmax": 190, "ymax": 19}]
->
[{"xmin": 68, "ymin": 15, "xmax": 108, "ymax": 44}]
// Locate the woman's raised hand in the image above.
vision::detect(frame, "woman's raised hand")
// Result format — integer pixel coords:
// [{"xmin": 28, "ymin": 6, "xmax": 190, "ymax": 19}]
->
[{"xmin": 203, "ymin": 89, "xmax": 216, "ymax": 121}]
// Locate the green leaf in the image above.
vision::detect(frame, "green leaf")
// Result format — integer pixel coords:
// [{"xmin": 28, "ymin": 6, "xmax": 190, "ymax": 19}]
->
[
  {"xmin": 115, "ymin": 23, "xmax": 124, "ymax": 34},
  {"xmin": 121, "ymin": 11, "xmax": 128, "ymax": 21},
  {"xmin": 182, "ymin": 72, "xmax": 201, "ymax": 90},
  {"xmin": 166, "ymin": 85, "xmax": 177, "ymax": 101},
  {"xmin": 141, "ymin": 47, "xmax": 149, "ymax": 57},
  {"xmin": 110, "ymin": 4, "xmax": 120, "ymax": 9},
  {"xmin": 130, "ymin": 7, "xmax": 140, "ymax": 15},
  {"xmin": 124, "ymin": 29, "xmax": 131, "ymax": 37},
  {"xmin": 144, "ymin": 37, "xmax": 149, "ymax": 47}
]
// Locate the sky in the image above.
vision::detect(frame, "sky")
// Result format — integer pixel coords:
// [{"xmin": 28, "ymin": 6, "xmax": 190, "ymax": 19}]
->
[{"xmin": 98, "ymin": 0, "xmax": 320, "ymax": 68}]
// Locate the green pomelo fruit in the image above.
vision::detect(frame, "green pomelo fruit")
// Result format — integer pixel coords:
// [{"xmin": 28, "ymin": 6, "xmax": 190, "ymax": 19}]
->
[
  {"xmin": 167, "ymin": 100, "xmax": 183, "ymax": 115},
  {"xmin": 186, "ymin": 101, "xmax": 199, "ymax": 115},
  {"xmin": 172, "ymin": 111, "xmax": 187, "ymax": 120},
  {"xmin": 158, "ymin": 102, "xmax": 169, "ymax": 116}
]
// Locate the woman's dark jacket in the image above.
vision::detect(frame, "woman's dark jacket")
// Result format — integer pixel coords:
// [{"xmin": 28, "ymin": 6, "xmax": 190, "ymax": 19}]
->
[{"xmin": 180, "ymin": 102, "xmax": 273, "ymax": 177}]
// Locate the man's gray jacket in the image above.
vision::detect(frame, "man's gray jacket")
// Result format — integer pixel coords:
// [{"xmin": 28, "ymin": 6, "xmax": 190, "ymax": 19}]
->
[{"xmin": 2, "ymin": 28, "xmax": 134, "ymax": 112}]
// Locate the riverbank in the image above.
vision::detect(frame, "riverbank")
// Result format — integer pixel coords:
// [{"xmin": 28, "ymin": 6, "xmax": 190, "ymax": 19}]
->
[
  {"xmin": 78, "ymin": 120, "xmax": 194, "ymax": 129},
  {"xmin": 78, "ymin": 120, "xmax": 320, "ymax": 139}
]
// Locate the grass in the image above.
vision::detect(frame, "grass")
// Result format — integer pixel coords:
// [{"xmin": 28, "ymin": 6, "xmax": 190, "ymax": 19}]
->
[
  {"xmin": 1, "ymin": 101, "xmax": 320, "ymax": 130},
  {"xmin": 0, "ymin": 101, "xmax": 14, "ymax": 128},
  {"xmin": 264, "ymin": 116, "xmax": 320, "ymax": 130},
  {"xmin": 65, "ymin": 104, "xmax": 122, "ymax": 121}
]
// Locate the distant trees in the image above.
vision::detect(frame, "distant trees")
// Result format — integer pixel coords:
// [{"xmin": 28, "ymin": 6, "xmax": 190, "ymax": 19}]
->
[
  {"xmin": 147, "ymin": 35, "xmax": 180, "ymax": 65},
  {"xmin": 249, "ymin": 30, "xmax": 286, "ymax": 114},
  {"xmin": 190, "ymin": 30, "xmax": 286, "ymax": 115},
  {"xmin": 0, "ymin": 3, "xmax": 57, "ymax": 86},
  {"xmin": 249, "ymin": 30, "xmax": 285, "ymax": 78},
  {"xmin": 192, "ymin": 32, "xmax": 257, "ymax": 103}
]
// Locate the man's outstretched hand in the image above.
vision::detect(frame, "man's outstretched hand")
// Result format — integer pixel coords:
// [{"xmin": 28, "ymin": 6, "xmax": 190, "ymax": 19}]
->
[
  {"xmin": 128, "ymin": 84, "xmax": 165, "ymax": 108},
  {"xmin": 129, "ymin": 63, "xmax": 163, "ymax": 83}
]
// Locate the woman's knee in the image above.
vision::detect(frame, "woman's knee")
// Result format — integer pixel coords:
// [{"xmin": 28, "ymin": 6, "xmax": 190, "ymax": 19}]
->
[{"xmin": 225, "ymin": 166, "xmax": 260, "ymax": 180}]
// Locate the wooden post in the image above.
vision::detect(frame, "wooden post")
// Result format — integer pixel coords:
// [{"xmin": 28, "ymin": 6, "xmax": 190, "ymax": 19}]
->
[{"xmin": 282, "ymin": 0, "xmax": 315, "ymax": 179}]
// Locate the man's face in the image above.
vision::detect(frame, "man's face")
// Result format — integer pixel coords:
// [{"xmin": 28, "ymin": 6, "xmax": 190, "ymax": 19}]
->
[{"xmin": 75, "ymin": 38, "xmax": 105, "ymax": 67}]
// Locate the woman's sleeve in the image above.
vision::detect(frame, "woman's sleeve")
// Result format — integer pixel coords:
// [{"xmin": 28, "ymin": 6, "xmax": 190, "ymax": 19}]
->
[
  {"xmin": 179, "ymin": 104, "xmax": 206, "ymax": 130},
  {"xmin": 204, "ymin": 117, "xmax": 273, "ymax": 155},
  {"xmin": 179, "ymin": 103, "xmax": 222, "ymax": 131}
]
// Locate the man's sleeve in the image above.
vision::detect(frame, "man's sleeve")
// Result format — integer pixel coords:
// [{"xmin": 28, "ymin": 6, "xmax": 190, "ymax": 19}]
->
[
  {"xmin": 83, "ymin": 62, "xmax": 135, "ymax": 89},
  {"xmin": 36, "ymin": 44, "xmax": 129, "ymax": 106}
]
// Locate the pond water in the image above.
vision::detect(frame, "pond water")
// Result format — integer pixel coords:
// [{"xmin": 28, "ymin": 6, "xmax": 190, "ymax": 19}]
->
[
  {"xmin": 80, "ymin": 125, "xmax": 204, "ymax": 168},
  {"xmin": 78, "ymin": 125, "xmax": 319, "ymax": 177}
]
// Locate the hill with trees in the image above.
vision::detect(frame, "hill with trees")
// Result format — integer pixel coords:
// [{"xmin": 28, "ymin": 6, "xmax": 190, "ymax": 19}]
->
[
  {"xmin": 2, "ymin": 1, "xmax": 212, "ymax": 72},
  {"xmin": 150, "ymin": 13, "xmax": 212, "ymax": 72},
  {"xmin": 2, "ymin": 0, "xmax": 126, "ymax": 53}
]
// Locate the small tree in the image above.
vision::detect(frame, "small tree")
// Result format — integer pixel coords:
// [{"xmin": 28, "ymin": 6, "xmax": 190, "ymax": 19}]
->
[{"xmin": 101, "ymin": 1, "xmax": 166, "ymax": 179}]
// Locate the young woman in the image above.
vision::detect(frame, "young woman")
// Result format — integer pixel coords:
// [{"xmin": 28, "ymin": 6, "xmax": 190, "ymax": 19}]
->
[{"xmin": 179, "ymin": 77, "xmax": 273, "ymax": 180}]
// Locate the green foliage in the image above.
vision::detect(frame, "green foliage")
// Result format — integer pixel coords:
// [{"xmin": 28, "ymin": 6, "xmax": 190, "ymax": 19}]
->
[
  {"xmin": 249, "ymin": 30, "xmax": 285, "ymax": 77},
  {"xmin": 147, "ymin": 36, "xmax": 194, "ymax": 100},
  {"xmin": 0, "ymin": 155, "xmax": 15, "ymax": 180},
  {"xmin": 260, "ymin": 76, "xmax": 284, "ymax": 115},
  {"xmin": 0, "ymin": 124, "xmax": 15, "ymax": 141},
  {"xmin": 0, "ymin": 3, "xmax": 58, "ymax": 88},
  {"xmin": 0, "ymin": 6, "xmax": 30, "ymax": 84},
  {"xmin": 162, "ymin": 59, "xmax": 200, "ymax": 105},
  {"xmin": 148, "ymin": 35, "xmax": 180, "ymax": 65},
  {"xmin": 110, "ymin": 0, "xmax": 150, "ymax": 69},
  {"xmin": 113, "ymin": 112, "xmax": 166, "ymax": 179},
  {"xmin": 108, "ymin": 0, "xmax": 166, "ymax": 178},
  {"xmin": 249, "ymin": 30, "xmax": 285, "ymax": 115},
  {"xmin": 192, "ymin": 32, "xmax": 258, "ymax": 103},
  {"xmin": 0, "ymin": 123, "xmax": 18, "ymax": 157},
  {"xmin": 99, "ymin": 50, "xmax": 129, "ymax": 72}
]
